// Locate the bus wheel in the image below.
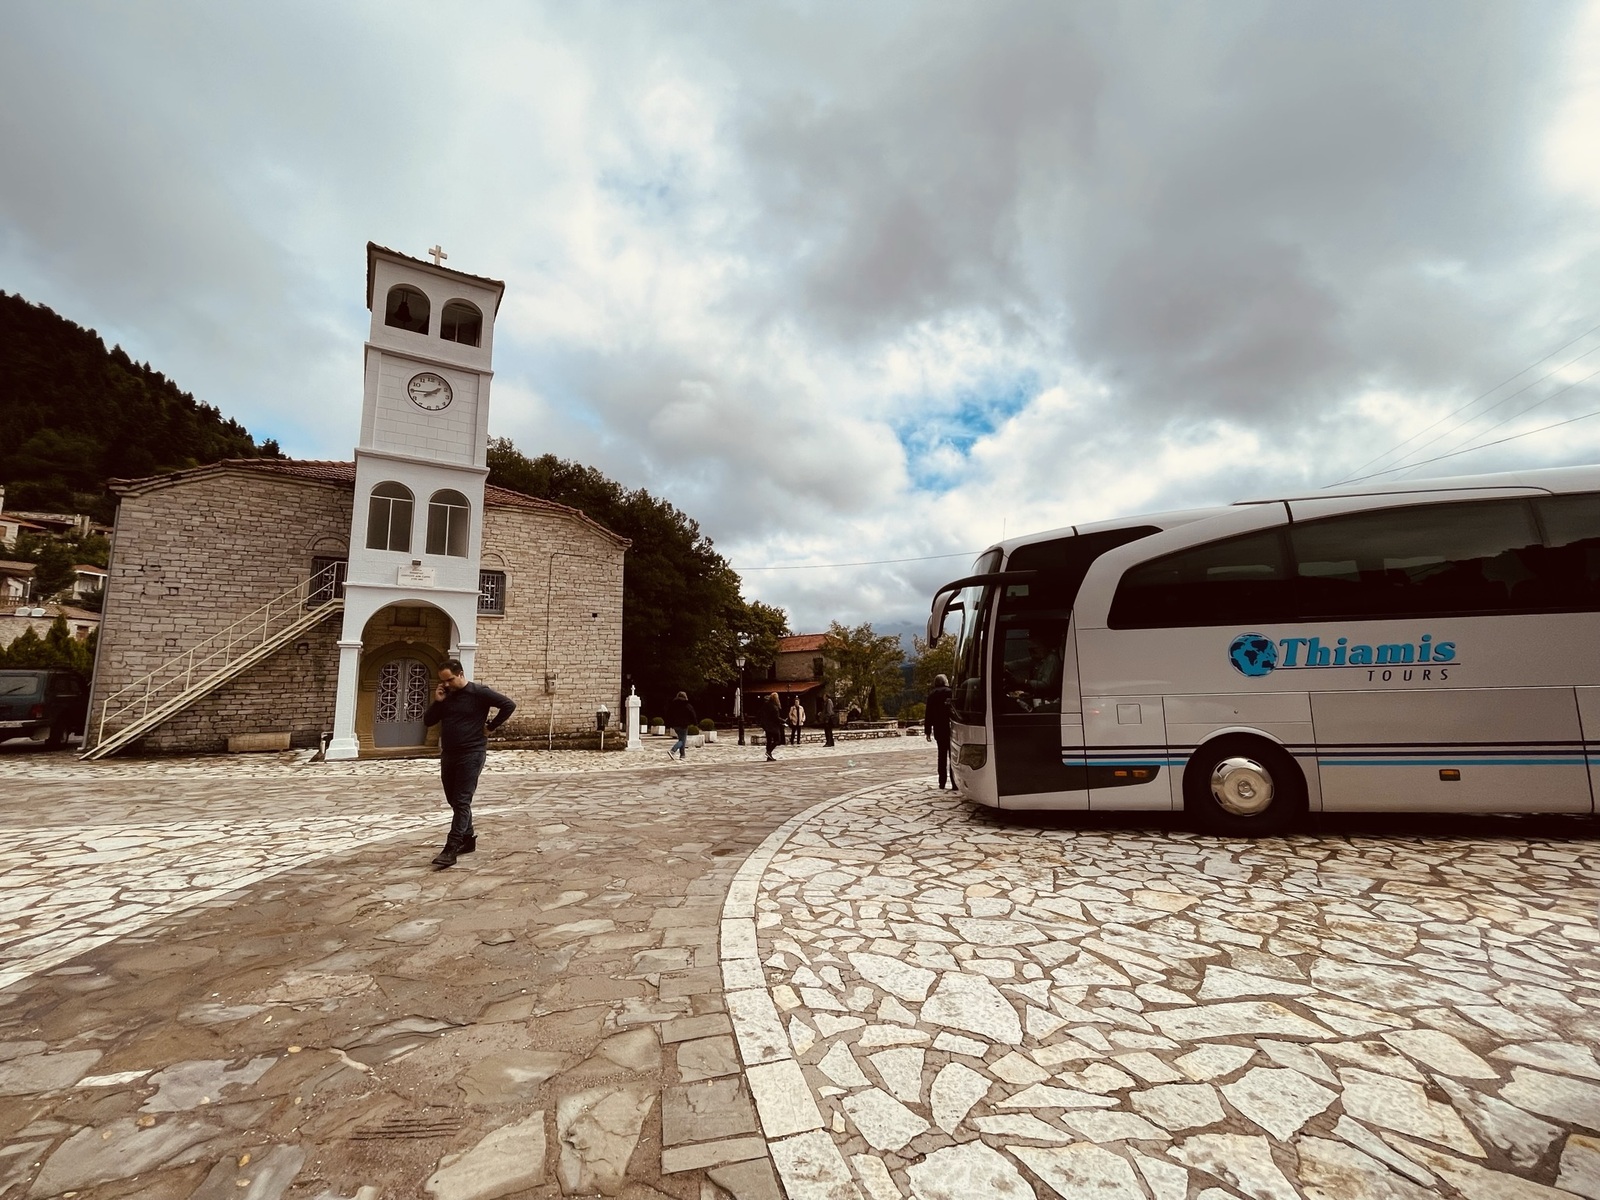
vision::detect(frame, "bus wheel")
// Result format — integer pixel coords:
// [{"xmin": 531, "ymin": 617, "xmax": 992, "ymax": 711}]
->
[{"xmin": 1183, "ymin": 735, "xmax": 1305, "ymax": 836}]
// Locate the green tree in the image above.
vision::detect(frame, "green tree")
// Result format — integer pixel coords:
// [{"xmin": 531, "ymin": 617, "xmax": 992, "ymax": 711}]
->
[
  {"xmin": 0, "ymin": 618, "xmax": 95, "ymax": 678},
  {"xmin": 824, "ymin": 622, "xmax": 905, "ymax": 720},
  {"xmin": 30, "ymin": 541, "xmax": 76, "ymax": 600},
  {"xmin": 911, "ymin": 634, "xmax": 958, "ymax": 697}
]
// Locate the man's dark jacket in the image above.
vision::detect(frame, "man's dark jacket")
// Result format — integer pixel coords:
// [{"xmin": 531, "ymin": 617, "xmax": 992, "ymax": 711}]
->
[
  {"xmin": 667, "ymin": 696, "xmax": 698, "ymax": 731},
  {"xmin": 924, "ymin": 685, "xmax": 953, "ymax": 739},
  {"xmin": 425, "ymin": 681, "xmax": 517, "ymax": 753}
]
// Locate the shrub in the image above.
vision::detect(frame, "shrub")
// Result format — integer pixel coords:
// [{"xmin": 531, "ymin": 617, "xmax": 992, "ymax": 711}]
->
[
  {"xmin": 699, "ymin": 719, "xmax": 717, "ymax": 732},
  {"xmin": 650, "ymin": 716, "xmax": 664, "ymax": 727}
]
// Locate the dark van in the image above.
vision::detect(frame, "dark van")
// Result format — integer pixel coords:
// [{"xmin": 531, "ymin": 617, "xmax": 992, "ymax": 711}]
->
[{"xmin": 0, "ymin": 670, "xmax": 89, "ymax": 746}]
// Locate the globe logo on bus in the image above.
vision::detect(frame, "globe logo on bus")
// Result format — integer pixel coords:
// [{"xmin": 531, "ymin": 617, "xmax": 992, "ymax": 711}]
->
[{"xmin": 1228, "ymin": 633, "xmax": 1278, "ymax": 677}]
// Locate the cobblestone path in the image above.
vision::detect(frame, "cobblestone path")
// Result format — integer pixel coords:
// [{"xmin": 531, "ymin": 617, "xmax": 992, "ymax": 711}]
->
[
  {"xmin": 0, "ymin": 742, "xmax": 927, "ymax": 1200},
  {"xmin": 726, "ymin": 781, "xmax": 1600, "ymax": 1199}
]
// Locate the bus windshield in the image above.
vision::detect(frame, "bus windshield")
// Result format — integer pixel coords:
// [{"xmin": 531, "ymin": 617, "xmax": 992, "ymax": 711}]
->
[{"xmin": 951, "ymin": 550, "xmax": 1002, "ymax": 723}]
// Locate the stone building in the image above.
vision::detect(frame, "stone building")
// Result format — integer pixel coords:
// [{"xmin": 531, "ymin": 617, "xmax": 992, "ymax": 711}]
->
[
  {"xmin": 84, "ymin": 244, "xmax": 629, "ymax": 757},
  {"xmin": 753, "ymin": 633, "xmax": 833, "ymax": 717},
  {"xmin": 86, "ymin": 459, "xmax": 626, "ymax": 754}
]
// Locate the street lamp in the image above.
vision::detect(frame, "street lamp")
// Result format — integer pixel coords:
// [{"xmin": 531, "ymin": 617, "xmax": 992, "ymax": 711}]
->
[{"xmin": 735, "ymin": 652, "xmax": 747, "ymax": 746}]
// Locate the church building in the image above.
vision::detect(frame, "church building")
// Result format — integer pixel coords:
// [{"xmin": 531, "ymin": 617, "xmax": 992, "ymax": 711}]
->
[{"xmin": 84, "ymin": 244, "xmax": 628, "ymax": 757}]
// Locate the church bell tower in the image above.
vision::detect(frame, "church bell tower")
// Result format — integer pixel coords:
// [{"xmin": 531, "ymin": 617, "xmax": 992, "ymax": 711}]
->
[{"xmin": 325, "ymin": 243, "xmax": 506, "ymax": 760}]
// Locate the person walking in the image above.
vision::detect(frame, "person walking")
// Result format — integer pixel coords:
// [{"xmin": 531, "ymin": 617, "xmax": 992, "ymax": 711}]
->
[
  {"xmin": 424, "ymin": 659, "xmax": 517, "ymax": 867},
  {"xmin": 820, "ymin": 694, "xmax": 836, "ymax": 747},
  {"xmin": 666, "ymin": 690, "xmax": 698, "ymax": 761},
  {"xmin": 787, "ymin": 699, "xmax": 806, "ymax": 745},
  {"xmin": 760, "ymin": 692, "xmax": 785, "ymax": 761},
  {"xmin": 925, "ymin": 672, "xmax": 954, "ymax": 790}
]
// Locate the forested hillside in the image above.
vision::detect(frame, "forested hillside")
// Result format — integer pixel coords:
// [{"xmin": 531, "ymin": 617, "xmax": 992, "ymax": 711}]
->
[{"xmin": 0, "ymin": 291, "xmax": 271, "ymax": 518}]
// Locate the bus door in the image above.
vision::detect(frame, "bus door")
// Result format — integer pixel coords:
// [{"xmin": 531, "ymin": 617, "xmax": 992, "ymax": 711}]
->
[
  {"xmin": 992, "ymin": 576, "xmax": 1083, "ymax": 806},
  {"xmin": 992, "ymin": 528, "xmax": 1160, "ymax": 807}
]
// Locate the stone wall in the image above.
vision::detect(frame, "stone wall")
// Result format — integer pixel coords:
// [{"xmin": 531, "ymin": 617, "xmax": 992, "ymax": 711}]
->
[
  {"xmin": 90, "ymin": 469, "xmax": 626, "ymax": 754},
  {"xmin": 89, "ymin": 473, "xmax": 352, "ymax": 753},
  {"xmin": 476, "ymin": 507, "xmax": 626, "ymax": 740}
]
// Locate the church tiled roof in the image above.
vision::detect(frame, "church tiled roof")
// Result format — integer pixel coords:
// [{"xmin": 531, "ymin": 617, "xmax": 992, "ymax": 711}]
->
[{"xmin": 110, "ymin": 459, "xmax": 630, "ymax": 547}]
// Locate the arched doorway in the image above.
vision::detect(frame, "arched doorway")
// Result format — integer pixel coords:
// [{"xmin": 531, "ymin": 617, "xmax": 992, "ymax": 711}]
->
[
  {"xmin": 356, "ymin": 604, "xmax": 453, "ymax": 753},
  {"xmin": 374, "ymin": 657, "xmax": 432, "ymax": 747}
]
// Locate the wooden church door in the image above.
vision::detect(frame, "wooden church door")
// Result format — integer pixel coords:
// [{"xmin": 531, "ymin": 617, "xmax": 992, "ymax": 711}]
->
[{"xmin": 374, "ymin": 658, "xmax": 431, "ymax": 747}]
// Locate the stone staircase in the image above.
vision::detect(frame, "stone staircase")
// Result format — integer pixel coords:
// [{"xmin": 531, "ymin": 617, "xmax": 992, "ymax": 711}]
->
[{"xmin": 84, "ymin": 566, "xmax": 344, "ymax": 760}]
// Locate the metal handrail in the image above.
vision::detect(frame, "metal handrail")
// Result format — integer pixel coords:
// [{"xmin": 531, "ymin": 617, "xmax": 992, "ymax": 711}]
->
[{"xmin": 93, "ymin": 564, "xmax": 344, "ymax": 747}]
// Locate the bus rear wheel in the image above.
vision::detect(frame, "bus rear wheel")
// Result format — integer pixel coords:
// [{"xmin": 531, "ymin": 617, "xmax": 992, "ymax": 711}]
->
[{"xmin": 1183, "ymin": 735, "xmax": 1305, "ymax": 836}]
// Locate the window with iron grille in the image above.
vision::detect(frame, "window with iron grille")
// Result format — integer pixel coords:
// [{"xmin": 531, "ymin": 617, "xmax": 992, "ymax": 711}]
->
[
  {"xmin": 479, "ymin": 570, "xmax": 506, "ymax": 615},
  {"xmin": 308, "ymin": 557, "xmax": 347, "ymax": 607}
]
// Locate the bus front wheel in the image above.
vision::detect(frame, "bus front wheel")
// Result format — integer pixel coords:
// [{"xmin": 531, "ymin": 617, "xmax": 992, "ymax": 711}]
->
[{"xmin": 1183, "ymin": 735, "xmax": 1305, "ymax": 837}]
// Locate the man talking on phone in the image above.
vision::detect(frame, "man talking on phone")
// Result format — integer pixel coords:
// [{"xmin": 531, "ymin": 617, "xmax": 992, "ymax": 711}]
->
[{"xmin": 423, "ymin": 659, "xmax": 516, "ymax": 868}]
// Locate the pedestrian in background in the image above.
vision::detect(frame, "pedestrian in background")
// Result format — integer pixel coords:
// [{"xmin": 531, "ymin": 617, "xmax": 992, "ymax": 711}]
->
[
  {"xmin": 787, "ymin": 699, "xmax": 806, "ymax": 745},
  {"xmin": 761, "ymin": 692, "xmax": 785, "ymax": 761},
  {"xmin": 820, "ymin": 694, "xmax": 836, "ymax": 747},
  {"xmin": 424, "ymin": 659, "xmax": 517, "ymax": 867},
  {"xmin": 925, "ymin": 672, "xmax": 954, "ymax": 790},
  {"xmin": 666, "ymin": 690, "xmax": 697, "ymax": 761}
]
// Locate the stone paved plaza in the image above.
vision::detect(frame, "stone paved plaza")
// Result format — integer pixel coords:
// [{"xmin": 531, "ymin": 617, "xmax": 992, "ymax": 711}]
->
[{"xmin": 0, "ymin": 738, "xmax": 1597, "ymax": 1199}]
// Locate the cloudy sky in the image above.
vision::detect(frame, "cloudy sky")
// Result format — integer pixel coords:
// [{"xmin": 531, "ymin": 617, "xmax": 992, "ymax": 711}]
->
[{"xmin": 4, "ymin": 2, "xmax": 1600, "ymax": 632}]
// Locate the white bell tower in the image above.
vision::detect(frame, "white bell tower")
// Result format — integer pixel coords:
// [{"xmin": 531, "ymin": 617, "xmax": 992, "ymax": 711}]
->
[{"xmin": 325, "ymin": 243, "xmax": 506, "ymax": 760}]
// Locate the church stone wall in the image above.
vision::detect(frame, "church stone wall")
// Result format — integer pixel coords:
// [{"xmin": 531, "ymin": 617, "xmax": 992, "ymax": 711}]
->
[
  {"xmin": 91, "ymin": 474, "xmax": 351, "ymax": 753},
  {"xmin": 90, "ymin": 469, "xmax": 625, "ymax": 754},
  {"xmin": 476, "ymin": 507, "xmax": 625, "ymax": 739}
]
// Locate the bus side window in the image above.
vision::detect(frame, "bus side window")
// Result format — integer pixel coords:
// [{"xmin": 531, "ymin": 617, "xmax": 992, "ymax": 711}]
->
[
  {"xmin": 1108, "ymin": 529, "xmax": 1292, "ymax": 628},
  {"xmin": 1534, "ymin": 493, "xmax": 1600, "ymax": 610},
  {"xmin": 1291, "ymin": 499, "xmax": 1540, "ymax": 619}
]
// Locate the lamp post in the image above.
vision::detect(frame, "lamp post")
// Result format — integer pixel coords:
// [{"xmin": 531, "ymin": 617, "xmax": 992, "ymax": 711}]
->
[{"xmin": 735, "ymin": 653, "xmax": 747, "ymax": 746}]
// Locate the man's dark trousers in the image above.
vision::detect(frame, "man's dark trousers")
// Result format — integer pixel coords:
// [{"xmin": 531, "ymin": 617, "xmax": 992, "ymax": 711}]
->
[
  {"xmin": 934, "ymin": 729, "xmax": 952, "ymax": 789},
  {"xmin": 441, "ymin": 747, "xmax": 486, "ymax": 845}
]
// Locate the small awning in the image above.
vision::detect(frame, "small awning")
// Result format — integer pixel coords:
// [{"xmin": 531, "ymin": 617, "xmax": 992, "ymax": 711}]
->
[{"xmin": 745, "ymin": 680, "xmax": 821, "ymax": 695}]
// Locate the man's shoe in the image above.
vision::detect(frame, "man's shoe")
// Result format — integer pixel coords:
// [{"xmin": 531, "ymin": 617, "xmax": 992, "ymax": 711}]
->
[
  {"xmin": 432, "ymin": 846, "xmax": 459, "ymax": 868},
  {"xmin": 460, "ymin": 833, "xmax": 477, "ymax": 854}
]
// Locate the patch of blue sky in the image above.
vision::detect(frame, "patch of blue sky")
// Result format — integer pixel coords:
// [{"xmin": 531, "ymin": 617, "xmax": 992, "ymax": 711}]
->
[
  {"xmin": 895, "ymin": 374, "xmax": 1038, "ymax": 492},
  {"xmin": 597, "ymin": 166, "xmax": 682, "ymax": 218}
]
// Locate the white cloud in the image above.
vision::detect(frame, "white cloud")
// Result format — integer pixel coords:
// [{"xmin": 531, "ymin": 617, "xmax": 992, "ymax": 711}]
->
[{"xmin": 3, "ymin": 1, "xmax": 1600, "ymax": 633}]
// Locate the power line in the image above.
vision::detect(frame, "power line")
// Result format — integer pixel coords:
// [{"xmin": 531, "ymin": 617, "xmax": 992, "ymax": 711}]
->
[
  {"xmin": 733, "ymin": 550, "xmax": 984, "ymax": 571},
  {"xmin": 1328, "ymin": 318, "xmax": 1600, "ymax": 486},
  {"xmin": 1373, "ymin": 340, "xmax": 1600, "ymax": 479},
  {"xmin": 1336, "ymin": 378, "xmax": 1600, "ymax": 485},
  {"xmin": 1400, "ymin": 357, "xmax": 1600, "ymax": 476}
]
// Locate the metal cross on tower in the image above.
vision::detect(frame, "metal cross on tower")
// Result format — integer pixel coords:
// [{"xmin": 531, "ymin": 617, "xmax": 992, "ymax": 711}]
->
[{"xmin": 428, "ymin": 245, "xmax": 448, "ymax": 266}]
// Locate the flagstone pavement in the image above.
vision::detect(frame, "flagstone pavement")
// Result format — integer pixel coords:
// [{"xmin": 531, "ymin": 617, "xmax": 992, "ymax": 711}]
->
[{"xmin": 1, "ymin": 739, "xmax": 1598, "ymax": 1199}]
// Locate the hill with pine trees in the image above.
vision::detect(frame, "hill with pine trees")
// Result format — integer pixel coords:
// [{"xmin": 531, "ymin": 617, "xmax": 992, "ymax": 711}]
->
[{"xmin": 0, "ymin": 291, "xmax": 271, "ymax": 520}]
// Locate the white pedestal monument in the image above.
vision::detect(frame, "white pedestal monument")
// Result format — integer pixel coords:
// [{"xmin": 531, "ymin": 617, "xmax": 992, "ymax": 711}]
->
[{"xmin": 625, "ymin": 686, "xmax": 642, "ymax": 751}]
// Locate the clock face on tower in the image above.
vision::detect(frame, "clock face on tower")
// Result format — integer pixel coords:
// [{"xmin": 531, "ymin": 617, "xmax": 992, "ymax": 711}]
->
[{"xmin": 407, "ymin": 371, "xmax": 453, "ymax": 411}]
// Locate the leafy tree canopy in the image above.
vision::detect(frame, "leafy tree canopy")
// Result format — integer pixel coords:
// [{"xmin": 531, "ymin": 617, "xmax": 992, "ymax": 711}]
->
[
  {"xmin": 911, "ymin": 633, "xmax": 957, "ymax": 698},
  {"xmin": 824, "ymin": 622, "xmax": 906, "ymax": 720},
  {"xmin": 0, "ymin": 292, "xmax": 272, "ymax": 520},
  {"xmin": 487, "ymin": 438, "xmax": 789, "ymax": 711},
  {"xmin": 0, "ymin": 617, "xmax": 96, "ymax": 679}
]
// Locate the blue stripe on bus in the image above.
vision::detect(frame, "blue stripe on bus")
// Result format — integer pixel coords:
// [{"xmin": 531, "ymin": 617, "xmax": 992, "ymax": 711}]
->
[{"xmin": 1321, "ymin": 758, "xmax": 1585, "ymax": 767}]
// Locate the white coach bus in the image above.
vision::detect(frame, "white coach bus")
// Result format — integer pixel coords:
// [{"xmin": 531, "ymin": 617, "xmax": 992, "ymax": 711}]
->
[{"xmin": 925, "ymin": 465, "xmax": 1600, "ymax": 833}]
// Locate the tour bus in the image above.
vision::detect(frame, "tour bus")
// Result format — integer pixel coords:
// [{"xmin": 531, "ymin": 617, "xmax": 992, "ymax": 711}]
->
[{"xmin": 925, "ymin": 465, "xmax": 1600, "ymax": 833}]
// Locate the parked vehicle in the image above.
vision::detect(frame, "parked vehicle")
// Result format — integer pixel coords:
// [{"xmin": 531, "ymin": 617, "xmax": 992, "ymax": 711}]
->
[
  {"xmin": 926, "ymin": 464, "xmax": 1600, "ymax": 831},
  {"xmin": 0, "ymin": 670, "xmax": 89, "ymax": 746}
]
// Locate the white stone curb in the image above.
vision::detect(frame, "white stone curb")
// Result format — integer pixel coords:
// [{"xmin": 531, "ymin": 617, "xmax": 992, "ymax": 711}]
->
[{"xmin": 720, "ymin": 779, "xmax": 922, "ymax": 1200}]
